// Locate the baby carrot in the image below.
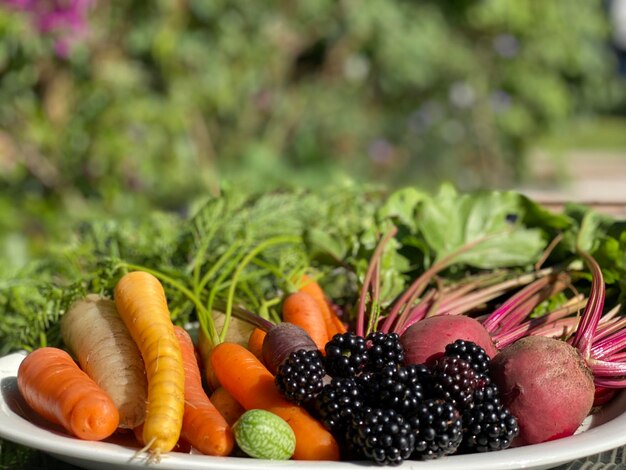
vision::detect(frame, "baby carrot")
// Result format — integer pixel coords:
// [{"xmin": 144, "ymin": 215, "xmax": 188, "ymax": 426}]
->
[
  {"xmin": 210, "ymin": 386, "xmax": 245, "ymax": 427},
  {"xmin": 210, "ymin": 342, "xmax": 340, "ymax": 461},
  {"xmin": 298, "ymin": 274, "xmax": 347, "ymax": 337},
  {"xmin": 114, "ymin": 271, "xmax": 185, "ymax": 456},
  {"xmin": 282, "ymin": 291, "xmax": 329, "ymax": 351},
  {"xmin": 17, "ymin": 347, "xmax": 119, "ymax": 441},
  {"xmin": 173, "ymin": 326, "xmax": 234, "ymax": 456},
  {"xmin": 247, "ymin": 327, "xmax": 266, "ymax": 361}
]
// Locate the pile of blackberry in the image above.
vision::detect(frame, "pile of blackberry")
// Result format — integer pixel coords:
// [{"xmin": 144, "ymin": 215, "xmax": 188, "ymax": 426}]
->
[{"xmin": 274, "ymin": 334, "xmax": 519, "ymax": 466}]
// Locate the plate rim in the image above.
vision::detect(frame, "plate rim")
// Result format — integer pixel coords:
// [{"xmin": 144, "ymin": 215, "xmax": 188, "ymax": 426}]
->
[{"xmin": 2, "ymin": 350, "xmax": 626, "ymax": 470}]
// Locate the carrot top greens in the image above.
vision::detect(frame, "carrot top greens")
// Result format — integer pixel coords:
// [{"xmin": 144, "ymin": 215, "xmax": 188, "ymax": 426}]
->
[{"xmin": 2, "ymin": 183, "xmax": 626, "ymax": 355}]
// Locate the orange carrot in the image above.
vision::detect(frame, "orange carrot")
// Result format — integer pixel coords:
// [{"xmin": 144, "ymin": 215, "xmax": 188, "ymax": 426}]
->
[
  {"xmin": 282, "ymin": 291, "xmax": 329, "ymax": 351},
  {"xmin": 198, "ymin": 310, "xmax": 258, "ymax": 391},
  {"xmin": 209, "ymin": 386, "xmax": 245, "ymax": 427},
  {"xmin": 328, "ymin": 311, "xmax": 347, "ymax": 337},
  {"xmin": 210, "ymin": 342, "xmax": 340, "ymax": 461},
  {"xmin": 17, "ymin": 347, "xmax": 119, "ymax": 441},
  {"xmin": 114, "ymin": 271, "xmax": 185, "ymax": 456},
  {"xmin": 173, "ymin": 326, "xmax": 234, "ymax": 457},
  {"xmin": 247, "ymin": 327, "xmax": 266, "ymax": 361},
  {"xmin": 197, "ymin": 326, "xmax": 221, "ymax": 392},
  {"xmin": 298, "ymin": 275, "xmax": 347, "ymax": 337}
]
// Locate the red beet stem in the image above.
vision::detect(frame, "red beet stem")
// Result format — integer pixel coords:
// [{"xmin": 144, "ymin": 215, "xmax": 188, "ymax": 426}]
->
[
  {"xmin": 605, "ymin": 351, "xmax": 626, "ymax": 362},
  {"xmin": 591, "ymin": 327, "xmax": 626, "ymax": 360},
  {"xmin": 492, "ymin": 296, "xmax": 586, "ymax": 348},
  {"xmin": 436, "ymin": 268, "xmax": 558, "ymax": 318},
  {"xmin": 571, "ymin": 250, "xmax": 605, "ymax": 360},
  {"xmin": 594, "ymin": 377, "xmax": 626, "ymax": 388},
  {"xmin": 590, "ymin": 307, "xmax": 625, "ymax": 344},
  {"xmin": 381, "ymin": 234, "xmax": 501, "ymax": 333},
  {"xmin": 482, "ymin": 275, "xmax": 556, "ymax": 334},
  {"xmin": 356, "ymin": 226, "xmax": 397, "ymax": 337},
  {"xmin": 589, "ymin": 358, "xmax": 626, "ymax": 377},
  {"xmin": 393, "ymin": 289, "xmax": 437, "ymax": 335}
]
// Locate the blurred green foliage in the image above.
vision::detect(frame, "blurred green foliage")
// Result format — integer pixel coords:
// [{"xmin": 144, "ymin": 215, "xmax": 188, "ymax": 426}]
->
[{"xmin": 0, "ymin": 0, "xmax": 624, "ymax": 262}]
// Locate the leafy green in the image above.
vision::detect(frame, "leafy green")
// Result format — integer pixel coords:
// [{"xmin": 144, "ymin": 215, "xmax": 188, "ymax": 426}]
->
[
  {"xmin": 0, "ymin": 185, "xmax": 395, "ymax": 352},
  {"xmin": 529, "ymin": 291, "xmax": 570, "ymax": 319},
  {"xmin": 2, "ymin": 183, "xmax": 626, "ymax": 355},
  {"xmin": 414, "ymin": 185, "xmax": 546, "ymax": 269},
  {"xmin": 567, "ymin": 205, "xmax": 615, "ymax": 254}
]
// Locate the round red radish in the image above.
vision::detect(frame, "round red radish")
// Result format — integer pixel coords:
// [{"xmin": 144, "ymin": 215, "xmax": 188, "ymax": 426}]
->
[
  {"xmin": 490, "ymin": 335, "xmax": 595, "ymax": 446},
  {"xmin": 400, "ymin": 315, "xmax": 498, "ymax": 366}
]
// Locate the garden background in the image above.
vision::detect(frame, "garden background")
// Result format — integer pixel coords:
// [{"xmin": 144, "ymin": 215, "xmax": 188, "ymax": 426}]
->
[
  {"xmin": 2, "ymin": 1, "xmax": 626, "ymax": 267},
  {"xmin": 1, "ymin": 1, "xmax": 626, "ymax": 468}
]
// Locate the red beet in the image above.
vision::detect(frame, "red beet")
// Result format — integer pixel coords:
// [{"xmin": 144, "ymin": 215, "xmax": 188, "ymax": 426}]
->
[
  {"xmin": 490, "ymin": 336, "xmax": 595, "ymax": 445},
  {"xmin": 400, "ymin": 315, "xmax": 498, "ymax": 366}
]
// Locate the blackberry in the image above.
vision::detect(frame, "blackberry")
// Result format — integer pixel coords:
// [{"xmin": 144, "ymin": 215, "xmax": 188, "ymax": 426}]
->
[
  {"xmin": 444, "ymin": 340, "xmax": 490, "ymax": 378},
  {"xmin": 430, "ymin": 356, "xmax": 478, "ymax": 409},
  {"xmin": 365, "ymin": 332, "xmax": 405, "ymax": 372},
  {"xmin": 409, "ymin": 363, "xmax": 434, "ymax": 396},
  {"xmin": 275, "ymin": 349, "xmax": 325, "ymax": 404},
  {"xmin": 364, "ymin": 365, "xmax": 425, "ymax": 414},
  {"xmin": 472, "ymin": 383, "xmax": 500, "ymax": 404},
  {"xmin": 314, "ymin": 377, "xmax": 365, "ymax": 434},
  {"xmin": 325, "ymin": 332, "xmax": 368, "ymax": 378},
  {"xmin": 408, "ymin": 399, "xmax": 463, "ymax": 460},
  {"xmin": 462, "ymin": 396, "xmax": 519, "ymax": 452},
  {"xmin": 347, "ymin": 408, "xmax": 415, "ymax": 465}
]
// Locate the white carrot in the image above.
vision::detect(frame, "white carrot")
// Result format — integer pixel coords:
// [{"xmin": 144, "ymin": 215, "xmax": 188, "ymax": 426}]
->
[{"xmin": 60, "ymin": 294, "xmax": 147, "ymax": 429}]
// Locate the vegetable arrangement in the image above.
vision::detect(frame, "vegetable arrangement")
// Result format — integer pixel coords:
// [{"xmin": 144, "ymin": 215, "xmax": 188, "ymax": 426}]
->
[{"xmin": 5, "ymin": 183, "xmax": 626, "ymax": 466}]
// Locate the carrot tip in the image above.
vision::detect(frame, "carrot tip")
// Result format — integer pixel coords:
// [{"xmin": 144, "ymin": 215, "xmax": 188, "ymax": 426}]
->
[{"xmin": 133, "ymin": 436, "xmax": 161, "ymax": 464}]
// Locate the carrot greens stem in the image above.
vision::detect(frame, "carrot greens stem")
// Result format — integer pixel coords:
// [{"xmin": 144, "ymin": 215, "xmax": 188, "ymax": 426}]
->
[
  {"xmin": 221, "ymin": 235, "xmax": 301, "ymax": 343},
  {"xmin": 196, "ymin": 240, "xmax": 243, "ymax": 295}
]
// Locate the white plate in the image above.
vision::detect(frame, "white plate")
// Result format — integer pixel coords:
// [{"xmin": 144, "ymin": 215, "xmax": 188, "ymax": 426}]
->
[{"xmin": 1, "ymin": 351, "xmax": 626, "ymax": 470}]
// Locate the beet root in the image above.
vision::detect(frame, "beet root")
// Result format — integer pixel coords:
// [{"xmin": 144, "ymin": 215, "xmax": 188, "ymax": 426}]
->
[
  {"xmin": 490, "ymin": 336, "xmax": 595, "ymax": 446},
  {"xmin": 262, "ymin": 322, "xmax": 318, "ymax": 374},
  {"xmin": 400, "ymin": 315, "xmax": 498, "ymax": 366}
]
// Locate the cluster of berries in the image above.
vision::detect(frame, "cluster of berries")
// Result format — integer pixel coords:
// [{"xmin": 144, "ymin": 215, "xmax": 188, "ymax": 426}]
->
[{"xmin": 275, "ymin": 333, "xmax": 520, "ymax": 466}]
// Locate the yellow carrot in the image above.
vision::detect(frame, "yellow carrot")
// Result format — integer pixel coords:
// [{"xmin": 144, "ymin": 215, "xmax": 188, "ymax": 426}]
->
[{"xmin": 114, "ymin": 271, "xmax": 185, "ymax": 457}]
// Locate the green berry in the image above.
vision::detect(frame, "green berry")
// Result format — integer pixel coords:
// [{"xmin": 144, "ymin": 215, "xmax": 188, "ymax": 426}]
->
[{"xmin": 233, "ymin": 409, "xmax": 296, "ymax": 460}]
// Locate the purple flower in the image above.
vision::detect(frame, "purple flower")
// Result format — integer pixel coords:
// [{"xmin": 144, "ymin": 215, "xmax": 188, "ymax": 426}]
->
[
  {"xmin": 493, "ymin": 34, "xmax": 520, "ymax": 59},
  {"xmin": 1, "ymin": 0, "xmax": 93, "ymax": 57},
  {"xmin": 368, "ymin": 139, "xmax": 395, "ymax": 164},
  {"xmin": 490, "ymin": 90, "xmax": 512, "ymax": 113}
]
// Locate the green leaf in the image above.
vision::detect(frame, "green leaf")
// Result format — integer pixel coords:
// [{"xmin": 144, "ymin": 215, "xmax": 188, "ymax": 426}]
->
[
  {"xmin": 593, "ymin": 236, "xmax": 622, "ymax": 284},
  {"xmin": 416, "ymin": 185, "xmax": 546, "ymax": 269},
  {"xmin": 306, "ymin": 228, "xmax": 348, "ymax": 262},
  {"xmin": 377, "ymin": 187, "xmax": 427, "ymax": 231},
  {"xmin": 520, "ymin": 195, "xmax": 573, "ymax": 231},
  {"xmin": 453, "ymin": 230, "xmax": 545, "ymax": 269},
  {"xmin": 530, "ymin": 292, "xmax": 569, "ymax": 318},
  {"xmin": 573, "ymin": 209, "xmax": 614, "ymax": 254}
]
